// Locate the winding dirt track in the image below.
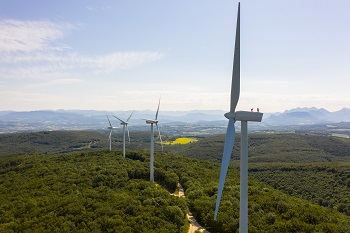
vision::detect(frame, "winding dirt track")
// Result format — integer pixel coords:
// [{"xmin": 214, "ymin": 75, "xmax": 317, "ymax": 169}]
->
[{"xmin": 174, "ymin": 184, "xmax": 210, "ymax": 233}]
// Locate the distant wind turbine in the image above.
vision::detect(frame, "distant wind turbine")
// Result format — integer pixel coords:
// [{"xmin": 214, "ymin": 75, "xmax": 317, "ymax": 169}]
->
[
  {"xmin": 143, "ymin": 98, "xmax": 163, "ymax": 183},
  {"xmin": 113, "ymin": 111, "xmax": 134, "ymax": 158},
  {"xmin": 214, "ymin": 3, "xmax": 263, "ymax": 233},
  {"xmin": 106, "ymin": 115, "xmax": 118, "ymax": 151}
]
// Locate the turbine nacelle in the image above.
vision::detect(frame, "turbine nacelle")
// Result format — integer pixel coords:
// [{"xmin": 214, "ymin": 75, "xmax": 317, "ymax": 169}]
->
[
  {"xmin": 235, "ymin": 111, "xmax": 263, "ymax": 122},
  {"xmin": 224, "ymin": 111, "xmax": 263, "ymax": 122},
  {"xmin": 143, "ymin": 119, "xmax": 158, "ymax": 124}
]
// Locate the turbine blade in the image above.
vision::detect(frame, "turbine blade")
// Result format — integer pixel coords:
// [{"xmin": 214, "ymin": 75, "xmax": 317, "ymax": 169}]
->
[
  {"xmin": 126, "ymin": 110, "xmax": 134, "ymax": 122},
  {"xmin": 113, "ymin": 115, "xmax": 125, "ymax": 123},
  {"xmin": 155, "ymin": 123, "xmax": 163, "ymax": 152},
  {"xmin": 214, "ymin": 118, "xmax": 236, "ymax": 220},
  {"xmin": 230, "ymin": 2, "xmax": 240, "ymax": 113},
  {"xmin": 155, "ymin": 97, "xmax": 161, "ymax": 120},
  {"xmin": 126, "ymin": 125, "xmax": 130, "ymax": 143},
  {"xmin": 106, "ymin": 115, "xmax": 112, "ymax": 127}
]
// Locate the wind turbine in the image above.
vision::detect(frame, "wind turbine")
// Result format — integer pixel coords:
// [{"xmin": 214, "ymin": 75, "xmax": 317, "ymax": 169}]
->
[
  {"xmin": 214, "ymin": 3, "xmax": 263, "ymax": 233},
  {"xmin": 143, "ymin": 98, "xmax": 163, "ymax": 183},
  {"xmin": 106, "ymin": 115, "xmax": 118, "ymax": 151},
  {"xmin": 113, "ymin": 111, "xmax": 134, "ymax": 158}
]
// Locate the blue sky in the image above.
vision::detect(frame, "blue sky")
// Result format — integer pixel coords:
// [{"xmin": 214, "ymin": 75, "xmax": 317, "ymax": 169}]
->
[{"xmin": 1, "ymin": 0, "xmax": 349, "ymax": 112}]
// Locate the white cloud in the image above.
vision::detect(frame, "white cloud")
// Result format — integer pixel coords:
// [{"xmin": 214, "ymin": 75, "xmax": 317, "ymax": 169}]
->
[
  {"xmin": 0, "ymin": 19, "xmax": 74, "ymax": 53},
  {"xmin": 1, "ymin": 51, "xmax": 163, "ymax": 67},
  {"xmin": 0, "ymin": 18, "xmax": 164, "ymax": 80},
  {"xmin": 0, "ymin": 51, "xmax": 163, "ymax": 80}
]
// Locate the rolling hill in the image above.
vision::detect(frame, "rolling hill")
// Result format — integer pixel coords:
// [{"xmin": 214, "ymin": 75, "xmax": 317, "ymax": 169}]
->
[
  {"xmin": 2, "ymin": 131, "xmax": 350, "ymax": 163},
  {"xmin": 1, "ymin": 130, "xmax": 350, "ymax": 232},
  {"xmin": 1, "ymin": 150, "xmax": 350, "ymax": 232}
]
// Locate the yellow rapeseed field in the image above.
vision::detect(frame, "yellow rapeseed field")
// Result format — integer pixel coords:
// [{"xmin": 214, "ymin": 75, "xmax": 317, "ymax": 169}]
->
[{"xmin": 163, "ymin": 137, "xmax": 198, "ymax": 145}]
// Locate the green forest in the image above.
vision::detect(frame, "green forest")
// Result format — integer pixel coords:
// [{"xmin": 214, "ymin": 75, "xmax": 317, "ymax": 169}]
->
[
  {"xmin": 249, "ymin": 162, "xmax": 350, "ymax": 215},
  {"xmin": 0, "ymin": 151, "xmax": 186, "ymax": 233},
  {"xmin": 1, "ymin": 131, "xmax": 350, "ymax": 232}
]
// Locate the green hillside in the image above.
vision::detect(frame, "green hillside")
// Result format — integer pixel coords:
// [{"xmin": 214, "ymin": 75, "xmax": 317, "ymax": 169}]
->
[
  {"xmin": 0, "ymin": 131, "xmax": 164, "ymax": 157},
  {"xmin": 249, "ymin": 162, "xmax": 350, "ymax": 216},
  {"xmin": 2, "ymin": 131, "xmax": 350, "ymax": 163},
  {"xmin": 169, "ymin": 133, "xmax": 350, "ymax": 219},
  {"xmin": 1, "ymin": 150, "xmax": 350, "ymax": 232},
  {"xmin": 165, "ymin": 133, "xmax": 350, "ymax": 163},
  {"xmin": 0, "ymin": 131, "xmax": 106, "ymax": 156},
  {"xmin": 2, "ymin": 131, "xmax": 350, "ymax": 232},
  {"xmin": 0, "ymin": 151, "xmax": 185, "ymax": 233}
]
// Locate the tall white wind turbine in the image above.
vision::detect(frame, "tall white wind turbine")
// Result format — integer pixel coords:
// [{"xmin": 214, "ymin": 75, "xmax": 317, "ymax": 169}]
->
[
  {"xmin": 113, "ymin": 111, "xmax": 134, "ymax": 158},
  {"xmin": 143, "ymin": 98, "xmax": 163, "ymax": 183},
  {"xmin": 214, "ymin": 3, "xmax": 263, "ymax": 233},
  {"xmin": 106, "ymin": 115, "xmax": 118, "ymax": 151}
]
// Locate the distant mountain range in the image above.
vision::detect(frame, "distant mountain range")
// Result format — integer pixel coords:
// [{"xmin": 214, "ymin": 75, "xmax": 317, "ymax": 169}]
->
[
  {"xmin": 0, "ymin": 107, "xmax": 349, "ymax": 133},
  {"xmin": 263, "ymin": 107, "xmax": 350, "ymax": 126}
]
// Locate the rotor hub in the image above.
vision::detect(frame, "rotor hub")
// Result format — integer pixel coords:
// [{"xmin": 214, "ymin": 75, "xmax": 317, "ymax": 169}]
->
[{"xmin": 224, "ymin": 112, "xmax": 235, "ymax": 119}]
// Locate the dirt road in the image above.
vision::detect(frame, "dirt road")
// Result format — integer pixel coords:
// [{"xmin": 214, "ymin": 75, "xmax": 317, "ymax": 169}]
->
[{"xmin": 174, "ymin": 183, "xmax": 210, "ymax": 233}]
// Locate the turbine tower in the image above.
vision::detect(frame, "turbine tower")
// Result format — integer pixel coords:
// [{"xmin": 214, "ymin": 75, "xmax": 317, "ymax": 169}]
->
[
  {"xmin": 113, "ymin": 111, "xmax": 134, "ymax": 158},
  {"xmin": 143, "ymin": 98, "xmax": 163, "ymax": 183},
  {"xmin": 214, "ymin": 3, "xmax": 263, "ymax": 233},
  {"xmin": 106, "ymin": 115, "xmax": 118, "ymax": 151}
]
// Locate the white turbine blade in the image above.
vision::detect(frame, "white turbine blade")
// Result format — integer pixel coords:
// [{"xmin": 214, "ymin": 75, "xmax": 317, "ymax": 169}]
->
[
  {"xmin": 155, "ymin": 97, "xmax": 161, "ymax": 120},
  {"xmin": 126, "ymin": 124, "xmax": 131, "ymax": 143},
  {"xmin": 214, "ymin": 118, "xmax": 236, "ymax": 220},
  {"xmin": 155, "ymin": 123, "xmax": 163, "ymax": 152},
  {"xmin": 126, "ymin": 111, "xmax": 134, "ymax": 122},
  {"xmin": 106, "ymin": 115, "xmax": 112, "ymax": 127},
  {"xmin": 230, "ymin": 2, "xmax": 240, "ymax": 113},
  {"xmin": 113, "ymin": 115, "xmax": 125, "ymax": 124}
]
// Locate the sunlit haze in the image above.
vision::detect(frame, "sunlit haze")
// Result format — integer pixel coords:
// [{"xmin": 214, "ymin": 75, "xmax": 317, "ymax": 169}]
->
[{"xmin": 1, "ymin": 0, "xmax": 349, "ymax": 112}]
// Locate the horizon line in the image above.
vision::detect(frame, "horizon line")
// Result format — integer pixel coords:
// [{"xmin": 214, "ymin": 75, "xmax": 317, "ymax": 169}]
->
[{"xmin": 0, "ymin": 106, "xmax": 349, "ymax": 114}]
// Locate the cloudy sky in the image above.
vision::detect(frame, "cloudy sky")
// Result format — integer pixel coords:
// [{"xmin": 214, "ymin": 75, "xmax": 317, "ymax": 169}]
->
[{"xmin": 1, "ymin": 0, "xmax": 349, "ymax": 112}]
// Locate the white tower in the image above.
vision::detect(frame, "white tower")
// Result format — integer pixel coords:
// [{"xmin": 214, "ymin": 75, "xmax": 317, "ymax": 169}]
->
[
  {"xmin": 214, "ymin": 3, "xmax": 263, "ymax": 233},
  {"xmin": 114, "ymin": 111, "xmax": 134, "ymax": 158},
  {"xmin": 106, "ymin": 115, "xmax": 117, "ymax": 151},
  {"xmin": 143, "ymin": 98, "xmax": 163, "ymax": 182}
]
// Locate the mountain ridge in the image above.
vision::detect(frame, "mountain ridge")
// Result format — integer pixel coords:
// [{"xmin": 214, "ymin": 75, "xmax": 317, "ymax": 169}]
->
[
  {"xmin": 1, "ymin": 107, "xmax": 349, "ymax": 133},
  {"xmin": 263, "ymin": 107, "xmax": 350, "ymax": 126}
]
